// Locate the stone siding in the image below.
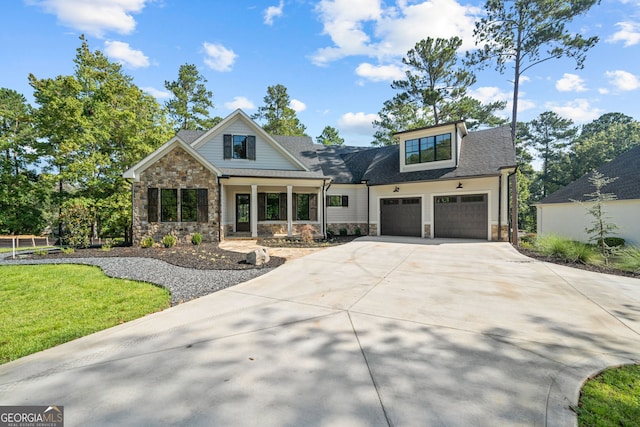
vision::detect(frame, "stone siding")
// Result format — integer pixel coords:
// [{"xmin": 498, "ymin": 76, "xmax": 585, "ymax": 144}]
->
[
  {"xmin": 132, "ymin": 146, "xmax": 219, "ymax": 245},
  {"xmin": 491, "ymin": 225, "xmax": 509, "ymax": 241},
  {"xmin": 327, "ymin": 223, "xmax": 368, "ymax": 236},
  {"xmin": 423, "ymin": 224, "xmax": 431, "ymax": 238}
]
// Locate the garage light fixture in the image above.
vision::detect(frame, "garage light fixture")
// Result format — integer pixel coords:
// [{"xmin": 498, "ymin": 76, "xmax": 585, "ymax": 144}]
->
[
  {"xmin": 393, "ymin": 186, "xmax": 400, "ymax": 192},
  {"xmin": 456, "ymin": 182, "xmax": 463, "ymax": 189}
]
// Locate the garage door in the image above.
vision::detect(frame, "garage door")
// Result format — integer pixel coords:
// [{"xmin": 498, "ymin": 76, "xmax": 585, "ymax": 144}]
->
[
  {"xmin": 434, "ymin": 194, "xmax": 488, "ymax": 239},
  {"xmin": 380, "ymin": 197, "xmax": 421, "ymax": 237}
]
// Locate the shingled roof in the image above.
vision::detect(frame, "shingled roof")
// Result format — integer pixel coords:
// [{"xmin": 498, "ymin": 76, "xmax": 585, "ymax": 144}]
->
[{"xmin": 538, "ymin": 145, "xmax": 640, "ymax": 204}]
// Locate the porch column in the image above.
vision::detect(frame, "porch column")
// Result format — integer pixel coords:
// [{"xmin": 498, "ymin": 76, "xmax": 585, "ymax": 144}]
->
[
  {"xmin": 220, "ymin": 182, "xmax": 225, "ymax": 239},
  {"xmin": 317, "ymin": 187, "xmax": 323, "ymax": 237},
  {"xmin": 287, "ymin": 185, "xmax": 293, "ymax": 237},
  {"xmin": 251, "ymin": 184, "xmax": 258, "ymax": 238}
]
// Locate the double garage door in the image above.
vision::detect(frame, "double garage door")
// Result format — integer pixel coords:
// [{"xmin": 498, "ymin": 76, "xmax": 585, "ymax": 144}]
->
[{"xmin": 380, "ymin": 194, "xmax": 488, "ymax": 239}]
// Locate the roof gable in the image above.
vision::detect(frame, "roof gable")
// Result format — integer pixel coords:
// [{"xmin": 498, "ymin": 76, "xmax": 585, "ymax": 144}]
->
[
  {"xmin": 123, "ymin": 136, "xmax": 222, "ymax": 181},
  {"xmin": 538, "ymin": 145, "xmax": 640, "ymax": 204}
]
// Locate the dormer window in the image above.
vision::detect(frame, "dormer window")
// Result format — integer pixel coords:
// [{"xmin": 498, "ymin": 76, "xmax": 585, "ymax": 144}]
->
[{"xmin": 405, "ymin": 133, "xmax": 452, "ymax": 165}]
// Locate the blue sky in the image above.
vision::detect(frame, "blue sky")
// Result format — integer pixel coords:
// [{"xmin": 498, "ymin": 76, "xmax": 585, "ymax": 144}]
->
[{"xmin": 2, "ymin": 0, "xmax": 640, "ymax": 147}]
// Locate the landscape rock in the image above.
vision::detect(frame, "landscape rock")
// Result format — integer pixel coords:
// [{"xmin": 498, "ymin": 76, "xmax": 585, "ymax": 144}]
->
[{"xmin": 246, "ymin": 248, "xmax": 270, "ymax": 266}]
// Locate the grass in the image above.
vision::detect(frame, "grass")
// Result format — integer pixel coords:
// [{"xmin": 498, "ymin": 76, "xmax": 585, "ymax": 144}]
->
[
  {"xmin": 0, "ymin": 264, "xmax": 170, "ymax": 364},
  {"xmin": 577, "ymin": 365, "xmax": 640, "ymax": 426},
  {"xmin": 615, "ymin": 246, "xmax": 640, "ymax": 274}
]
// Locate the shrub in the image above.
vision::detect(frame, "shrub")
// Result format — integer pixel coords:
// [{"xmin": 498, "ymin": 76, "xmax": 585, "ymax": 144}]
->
[
  {"xmin": 162, "ymin": 234, "xmax": 177, "ymax": 248},
  {"xmin": 602, "ymin": 237, "xmax": 625, "ymax": 248},
  {"xmin": 100, "ymin": 239, "xmax": 113, "ymax": 252},
  {"xmin": 34, "ymin": 249, "xmax": 48, "ymax": 256},
  {"xmin": 615, "ymin": 246, "xmax": 640, "ymax": 273},
  {"xmin": 520, "ymin": 233, "xmax": 537, "ymax": 245},
  {"xmin": 191, "ymin": 232, "xmax": 203, "ymax": 245},
  {"xmin": 61, "ymin": 247, "xmax": 75, "ymax": 255},
  {"xmin": 355, "ymin": 227, "xmax": 362, "ymax": 236},
  {"xmin": 566, "ymin": 241, "xmax": 597, "ymax": 264},
  {"xmin": 326, "ymin": 229, "xmax": 335, "ymax": 239},
  {"xmin": 59, "ymin": 199, "xmax": 92, "ymax": 248},
  {"xmin": 535, "ymin": 235, "xmax": 571, "ymax": 258},
  {"xmin": 339, "ymin": 228, "xmax": 348, "ymax": 237},
  {"xmin": 141, "ymin": 236, "xmax": 154, "ymax": 248},
  {"xmin": 299, "ymin": 224, "xmax": 315, "ymax": 243}
]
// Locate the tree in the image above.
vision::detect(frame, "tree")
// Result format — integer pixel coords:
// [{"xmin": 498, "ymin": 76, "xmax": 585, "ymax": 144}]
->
[
  {"xmin": 164, "ymin": 63, "xmax": 220, "ymax": 131},
  {"xmin": 252, "ymin": 84, "xmax": 307, "ymax": 136},
  {"xmin": 317, "ymin": 126, "xmax": 344, "ymax": 146},
  {"xmin": 373, "ymin": 37, "xmax": 505, "ymax": 146},
  {"xmin": 569, "ymin": 113, "xmax": 640, "ymax": 180},
  {"xmin": 0, "ymin": 88, "xmax": 49, "ymax": 234},
  {"xmin": 521, "ymin": 111, "xmax": 576, "ymax": 197},
  {"xmin": 579, "ymin": 170, "xmax": 619, "ymax": 262},
  {"xmin": 29, "ymin": 35, "xmax": 172, "ymax": 242},
  {"xmin": 468, "ymin": 0, "xmax": 600, "ymax": 243}
]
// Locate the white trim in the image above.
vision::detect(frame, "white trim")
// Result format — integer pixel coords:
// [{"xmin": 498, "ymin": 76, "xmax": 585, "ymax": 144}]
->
[
  {"xmin": 123, "ymin": 137, "xmax": 222, "ymax": 181},
  {"xmin": 190, "ymin": 109, "xmax": 310, "ymax": 172}
]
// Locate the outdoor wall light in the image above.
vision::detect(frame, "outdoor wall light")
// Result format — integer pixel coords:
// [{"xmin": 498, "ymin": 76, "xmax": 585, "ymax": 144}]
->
[
  {"xmin": 456, "ymin": 182, "xmax": 463, "ymax": 189},
  {"xmin": 393, "ymin": 186, "xmax": 400, "ymax": 192}
]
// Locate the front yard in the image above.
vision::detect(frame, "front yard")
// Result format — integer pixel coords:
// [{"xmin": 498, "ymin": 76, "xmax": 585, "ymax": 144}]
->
[{"xmin": 0, "ymin": 264, "xmax": 170, "ymax": 364}]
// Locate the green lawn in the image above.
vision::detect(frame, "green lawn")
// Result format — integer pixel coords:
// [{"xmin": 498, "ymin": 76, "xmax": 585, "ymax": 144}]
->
[
  {"xmin": 0, "ymin": 246, "xmax": 55, "ymax": 254},
  {"xmin": 578, "ymin": 365, "xmax": 640, "ymax": 426},
  {"xmin": 0, "ymin": 264, "xmax": 170, "ymax": 364}
]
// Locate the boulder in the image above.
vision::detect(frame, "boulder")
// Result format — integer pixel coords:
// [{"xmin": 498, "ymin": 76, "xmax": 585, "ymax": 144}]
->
[{"xmin": 246, "ymin": 248, "xmax": 270, "ymax": 266}]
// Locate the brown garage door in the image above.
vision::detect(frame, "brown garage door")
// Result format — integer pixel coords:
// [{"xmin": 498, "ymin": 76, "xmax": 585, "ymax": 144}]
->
[
  {"xmin": 434, "ymin": 194, "xmax": 488, "ymax": 239},
  {"xmin": 380, "ymin": 197, "xmax": 421, "ymax": 237}
]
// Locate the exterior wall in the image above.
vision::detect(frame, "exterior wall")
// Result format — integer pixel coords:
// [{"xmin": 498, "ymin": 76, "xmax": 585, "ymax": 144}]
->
[
  {"xmin": 195, "ymin": 117, "xmax": 301, "ymax": 171},
  {"xmin": 537, "ymin": 199, "xmax": 640, "ymax": 246},
  {"xmin": 368, "ymin": 176, "xmax": 503, "ymax": 240},
  {"xmin": 326, "ymin": 184, "xmax": 368, "ymax": 234},
  {"xmin": 397, "ymin": 123, "xmax": 461, "ymax": 173},
  {"xmin": 132, "ymin": 146, "xmax": 219, "ymax": 245}
]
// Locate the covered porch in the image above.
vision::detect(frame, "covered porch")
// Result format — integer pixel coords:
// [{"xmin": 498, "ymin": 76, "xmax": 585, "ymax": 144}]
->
[{"xmin": 220, "ymin": 177, "xmax": 328, "ymax": 239}]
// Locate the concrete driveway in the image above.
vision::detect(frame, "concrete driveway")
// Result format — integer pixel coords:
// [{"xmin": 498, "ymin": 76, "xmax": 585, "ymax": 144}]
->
[{"xmin": 1, "ymin": 237, "xmax": 639, "ymax": 426}]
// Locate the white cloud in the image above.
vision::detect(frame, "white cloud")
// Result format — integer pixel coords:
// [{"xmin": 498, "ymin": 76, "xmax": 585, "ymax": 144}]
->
[
  {"xmin": 355, "ymin": 62, "xmax": 404, "ymax": 82},
  {"xmin": 605, "ymin": 70, "xmax": 640, "ymax": 91},
  {"xmin": 104, "ymin": 40, "xmax": 149, "ymax": 68},
  {"xmin": 519, "ymin": 76, "xmax": 531, "ymax": 83},
  {"xmin": 546, "ymin": 99, "xmax": 603, "ymax": 123},
  {"xmin": 311, "ymin": 0, "xmax": 480, "ymax": 65},
  {"xmin": 290, "ymin": 99, "xmax": 307, "ymax": 112},
  {"xmin": 555, "ymin": 73, "xmax": 587, "ymax": 92},
  {"xmin": 264, "ymin": 0, "xmax": 284, "ymax": 25},
  {"xmin": 224, "ymin": 96, "xmax": 255, "ymax": 110},
  {"xmin": 607, "ymin": 21, "xmax": 640, "ymax": 47},
  {"xmin": 142, "ymin": 87, "xmax": 170, "ymax": 99},
  {"xmin": 598, "ymin": 87, "xmax": 610, "ymax": 95},
  {"xmin": 468, "ymin": 86, "xmax": 509, "ymax": 104},
  {"xmin": 28, "ymin": 0, "xmax": 148, "ymax": 38},
  {"xmin": 338, "ymin": 112, "xmax": 379, "ymax": 134},
  {"xmin": 203, "ymin": 42, "xmax": 237, "ymax": 72}
]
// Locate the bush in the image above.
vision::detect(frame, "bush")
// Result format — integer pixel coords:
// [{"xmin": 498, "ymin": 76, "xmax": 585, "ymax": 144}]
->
[
  {"xmin": 603, "ymin": 237, "xmax": 625, "ymax": 248},
  {"xmin": 191, "ymin": 232, "xmax": 203, "ymax": 245},
  {"xmin": 615, "ymin": 246, "xmax": 640, "ymax": 273},
  {"xmin": 339, "ymin": 228, "xmax": 348, "ymax": 237},
  {"xmin": 100, "ymin": 239, "xmax": 113, "ymax": 252},
  {"xmin": 534, "ymin": 235, "xmax": 596, "ymax": 264},
  {"xmin": 355, "ymin": 227, "xmax": 362, "ymax": 236},
  {"xmin": 61, "ymin": 247, "xmax": 75, "ymax": 255},
  {"xmin": 162, "ymin": 234, "xmax": 177, "ymax": 248},
  {"xmin": 33, "ymin": 249, "xmax": 48, "ymax": 256},
  {"xmin": 299, "ymin": 224, "xmax": 315, "ymax": 243},
  {"xmin": 59, "ymin": 199, "xmax": 92, "ymax": 248},
  {"xmin": 566, "ymin": 241, "xmax": 597, "ymax": 264},
  {"xmin": 520, "ymin": 233, "xmax": 537, "ymax": 245},
  {"xmin": 140, "ymin": 236, "xmax": 154, "ymax": 248},
  {"xmin": 326, "ymin": 229, "xmax": 335, "ymax": 239}
]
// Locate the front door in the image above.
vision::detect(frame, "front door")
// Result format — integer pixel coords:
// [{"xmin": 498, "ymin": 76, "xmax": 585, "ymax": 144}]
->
[{"xmin": 236, "ymin": 194, "xmax": 250, "ymax": 232}]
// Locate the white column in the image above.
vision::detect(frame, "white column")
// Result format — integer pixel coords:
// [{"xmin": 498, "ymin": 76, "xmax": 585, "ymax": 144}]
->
[
  {"xmin": 251, "ymin": 184, "xmax": 258, "ymax": 237},
  {"xmin": 317, "ymin": 186, "xmax": 324, "ymax": 236},
  {"xmin": 220, "ymin": 182, "xmax": 225, "ymax": 238},
  {"xmin": 287, "ymin": 185, "xmax": 293, "ymax": 237}
]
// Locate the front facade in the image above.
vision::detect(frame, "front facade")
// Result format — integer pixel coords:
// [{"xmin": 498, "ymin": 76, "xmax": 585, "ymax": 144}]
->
[{"xmin": 124, "ymin": 110, "xmax": 517, "ymax": 245}]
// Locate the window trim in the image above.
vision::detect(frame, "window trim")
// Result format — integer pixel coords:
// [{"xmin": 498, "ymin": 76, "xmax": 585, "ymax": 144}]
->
[
  {"xmin": 223, "ymin": 134, "xmax": 256, "ymax": 160},
  {"xmin": 404, "ymin": 132, "xmax": 452, "ymax": 165}
]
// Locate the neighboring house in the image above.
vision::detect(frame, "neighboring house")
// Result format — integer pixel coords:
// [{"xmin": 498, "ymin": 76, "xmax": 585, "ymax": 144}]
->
[
  {"xmin": 536, "ymin": 145, "xmax": 640, "ymax": 246},
  {"xmin": 124, "ymin": 109, "xmax": 517, "ymax": 245}
]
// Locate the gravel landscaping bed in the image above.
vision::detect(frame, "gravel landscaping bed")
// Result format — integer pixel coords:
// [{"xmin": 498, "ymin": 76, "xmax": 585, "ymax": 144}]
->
[{"xmin": 0, "ymin": 256, "xmax": 273, "ymax": 305}]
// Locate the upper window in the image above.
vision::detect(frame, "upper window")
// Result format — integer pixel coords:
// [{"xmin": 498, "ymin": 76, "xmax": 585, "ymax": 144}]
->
[
  {"xmin": 223, "ymin": 134, "xmax": 256, "ymax": 160},
  {"xmin": 405, "ymin": 133, "xmax": 452, "ymax": 165}
]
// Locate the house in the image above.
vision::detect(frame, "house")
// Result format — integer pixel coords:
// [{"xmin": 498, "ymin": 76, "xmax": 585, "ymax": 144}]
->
[
  {"xmin": 123, "ymin": 109, "xmax": 517, "ymax": 245},
  {"xmin": 535, "ymin": 145, "xmax": 640, "ymax": 246}
]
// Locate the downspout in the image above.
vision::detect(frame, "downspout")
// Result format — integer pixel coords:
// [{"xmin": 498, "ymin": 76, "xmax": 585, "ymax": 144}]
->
[
  {"xmin": 363, "ymin": 180, "xmax": 370, "ymax": 235},
  {"xmin": 507, "ymin": 168, "xmax": 518, "ymax": 244},
  {"xmin": 323, "ymin": 179, "xmax": 332, "ymax": 239},
  {"xmin": 497, "ymin": 174, "xmax": 502, "ymax": 241}
]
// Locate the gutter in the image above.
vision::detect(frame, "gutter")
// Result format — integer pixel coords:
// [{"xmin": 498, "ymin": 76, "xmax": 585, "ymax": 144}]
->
[
  {"xmin": 497, "ymin": 174, "xmax": 502, "ymax": 241},
  {"xmin": 322, "ymin": 178, "xmax": 332, "ymax": 239}
]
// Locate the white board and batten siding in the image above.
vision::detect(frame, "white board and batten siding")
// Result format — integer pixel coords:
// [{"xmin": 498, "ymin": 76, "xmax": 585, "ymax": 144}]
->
[{"xmin": 196, "ymin": 120, "xmax": 302, "ymax": 171}]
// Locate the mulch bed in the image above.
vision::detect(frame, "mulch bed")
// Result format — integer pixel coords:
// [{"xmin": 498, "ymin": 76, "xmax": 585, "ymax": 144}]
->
[
  {"xmin": 17, "ymin": 243, "xmax": 286, "ymax": 270},
  {"xmin": 516, "ymin": 246, "xmax": 640, "ymax": 279},
  {"xmin": 257, "ymin": 235, "xmax": 359, "ymax": 248}
]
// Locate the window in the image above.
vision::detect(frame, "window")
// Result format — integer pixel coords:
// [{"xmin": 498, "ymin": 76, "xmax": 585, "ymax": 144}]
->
[
  {"xmin": 223, "ymin": 134, "xmax": 256, "ymax": 160},
  {"xmin": 149, "ymin": 188, "xmax": 208, "ymax": 223},
  {"xmin": 405, "ymin": 133, "xmax": 452, "ymax": 165},
  {"xmin": 181, "ymin": 189, "xmax": 197, "ymax": 222},
  {"xmin": 161, "ymin": 189, "xmax": 177, "ymax": 222},
  {"xmin": 327, "ymin": 195, "xmax": 349, "ymax": 207},
  {"xmin": 257, "ymin": 193, "xmax": 286, "ymax": 221},
  {"xmin": 294, "ymin": 193, "xmax": 317, "ymax": 221}
]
